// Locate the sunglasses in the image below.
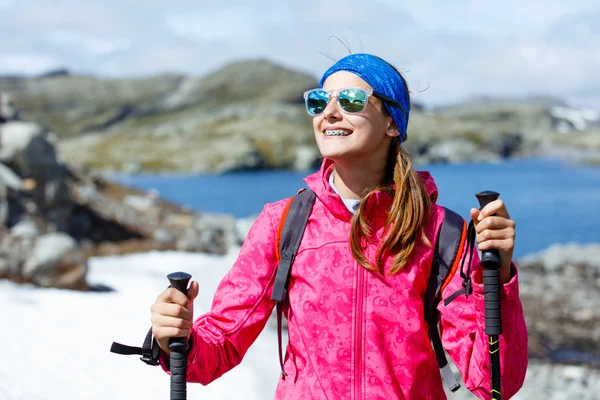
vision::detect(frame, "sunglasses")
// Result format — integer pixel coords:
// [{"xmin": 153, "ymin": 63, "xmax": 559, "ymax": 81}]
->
[{"xmin": 303, "ymin": 87, "xmax": 403, "ymax": 116}]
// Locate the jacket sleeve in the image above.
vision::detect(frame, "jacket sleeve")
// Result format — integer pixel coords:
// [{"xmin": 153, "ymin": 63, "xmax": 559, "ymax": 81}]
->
[
  {"xmin": 437, "ymin": 247, "xmax": 528, "ymax": 399},
  {"xmin": 160, "ymin": 202, "xmax": 280, "ymax": 385}
]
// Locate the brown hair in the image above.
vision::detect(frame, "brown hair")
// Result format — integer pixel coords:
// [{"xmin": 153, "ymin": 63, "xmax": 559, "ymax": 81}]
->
[{"xmin": 349, "ymin": 68, "xmax": 432, "ymax": 274}]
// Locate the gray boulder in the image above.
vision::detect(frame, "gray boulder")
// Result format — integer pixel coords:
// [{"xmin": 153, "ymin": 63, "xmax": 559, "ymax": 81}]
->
[
  {"xmin": 517, "ymin": 243, "xmax": 600, "ymax": 366},
  {"xmin": 0, "ymin": 121, "xmax": 45, "ymax": 162},
  {"xmin": 0, "ymin": 92, "xmax": 18, "ymax": 122},
  {"xmin": 22, "ymin": 232, "xmax": 87, "ymax": 290},
  {"xmin": 10, "ymin": 220, "xmax": 39, "ymax": 238}
]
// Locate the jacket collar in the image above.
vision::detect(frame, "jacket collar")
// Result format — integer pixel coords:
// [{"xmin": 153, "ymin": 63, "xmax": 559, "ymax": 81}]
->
[{"xmin": 304, "ymin": 158, "xmax": 439, "ymax": 222}]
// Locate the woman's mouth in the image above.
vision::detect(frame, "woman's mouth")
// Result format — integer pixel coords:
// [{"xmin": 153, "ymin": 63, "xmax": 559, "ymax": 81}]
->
[{"xmin": 323, "ymin": 129, "xmax": 352, "ymax": 137}]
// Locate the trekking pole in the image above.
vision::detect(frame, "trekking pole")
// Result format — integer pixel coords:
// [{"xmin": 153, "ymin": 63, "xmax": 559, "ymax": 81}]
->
[
  {"xmin": 475, "ymin": 191, "xmax": 502, "ymax": 400},
  {"xmin": 167, "ymin": 271, "xmax": 192, "ymax": 400}
]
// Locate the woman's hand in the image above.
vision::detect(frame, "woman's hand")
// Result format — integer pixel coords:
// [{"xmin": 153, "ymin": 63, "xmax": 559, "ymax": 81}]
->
[
  {"xmin": 151, "ymin": 280, "xmax": 200, "ymax": 355},
  {"xmin": 470, "ymin": 199, "xmax": 516, "ymax": 284}
]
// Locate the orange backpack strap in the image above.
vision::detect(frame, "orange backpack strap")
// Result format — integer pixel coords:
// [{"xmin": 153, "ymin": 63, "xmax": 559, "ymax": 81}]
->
[
  {"xmin": 275, "ymin": 196, "xmax": 296, "ymax": 264},
  {"xmin": 440, "ymin": 218, "xmax": 468, "ymax": 293}
]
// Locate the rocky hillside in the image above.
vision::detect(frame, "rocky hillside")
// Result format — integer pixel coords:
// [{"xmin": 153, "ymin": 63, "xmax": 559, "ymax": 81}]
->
[{"xmin": 1, "ymin": 59, "xmax": 598, "ymax": 174}]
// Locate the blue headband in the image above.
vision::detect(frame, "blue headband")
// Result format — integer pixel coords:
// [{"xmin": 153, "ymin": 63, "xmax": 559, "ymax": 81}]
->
[{"xmin": 319, "ymin": 53, "xmax": 410, "ymax": 142}]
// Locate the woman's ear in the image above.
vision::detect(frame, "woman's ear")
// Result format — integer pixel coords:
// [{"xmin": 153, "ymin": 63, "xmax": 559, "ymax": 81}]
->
[{"xmin": 386, "ymin": 118, "xmax": 400, "ymax": 138}]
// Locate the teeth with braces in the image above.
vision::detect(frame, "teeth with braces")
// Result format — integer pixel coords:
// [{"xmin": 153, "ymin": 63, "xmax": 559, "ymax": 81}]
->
[{"xmin": 324, "ymin": 129, "xmax": 352, "ymax": 137}]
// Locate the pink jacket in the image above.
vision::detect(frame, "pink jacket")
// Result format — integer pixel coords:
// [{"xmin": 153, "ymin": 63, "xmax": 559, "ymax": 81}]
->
[{"xmin": 163, "ymin": 159, "xmax": 528, "ymax": 399}]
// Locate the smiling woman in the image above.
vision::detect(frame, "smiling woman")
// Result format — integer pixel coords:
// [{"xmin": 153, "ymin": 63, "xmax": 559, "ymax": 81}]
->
[{"xmin": 142, "ymin": 53, "xmax": 528, "ymax": 400}]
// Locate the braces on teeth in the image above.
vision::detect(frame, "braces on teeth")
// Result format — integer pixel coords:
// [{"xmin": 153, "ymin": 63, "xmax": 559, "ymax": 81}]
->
[{"xmin": 324, "ymin": 130, "xmax": 352, "ymax": 136}]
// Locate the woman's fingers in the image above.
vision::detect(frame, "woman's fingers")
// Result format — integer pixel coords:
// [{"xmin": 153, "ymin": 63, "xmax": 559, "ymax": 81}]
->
[
  {"xmin": 151, "ymin": 314, "xmax": 193, "ymax": 337},
  {"xmin": 151, "ymin": 301, "xmax": 193, "ymax": 321},
  {"xmin": 476, "ymin": 238, "xmax": 514, "ymax": 252},
  {"xmin": 151, "ymin": 289, "xmax": 196, "ymax": 353},
  {"xmin": 187, "ymin": 281, "xmax": 200, "ymax": 302},
  {"xmin": 473, "ymin": 216, "xmax": 516, "ymax": 234},
  {"xmin": 470, "ymin": 199, "xmax": 516, "ymax": 282},
  {"xmin": 478, "ymin": 199, "xmax": 510, "ymax": 220},
  {"xmin": 156, "ymin": 287, "xmax": 192, "ymax": 307},
  {"xmin": 476, "ymin": 226, "xmax": 515, "ymax": 242}
]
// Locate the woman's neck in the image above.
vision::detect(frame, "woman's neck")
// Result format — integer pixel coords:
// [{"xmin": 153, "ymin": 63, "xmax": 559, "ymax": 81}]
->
[{"xmin": 332, "ymin": 161, "xmax": 386, "ymax": 200}]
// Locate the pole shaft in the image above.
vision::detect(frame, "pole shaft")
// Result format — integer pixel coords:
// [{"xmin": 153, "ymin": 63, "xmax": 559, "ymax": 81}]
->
[{"xmin": 167, "ymin": 272, "xmax": 192, "ymax": 400}]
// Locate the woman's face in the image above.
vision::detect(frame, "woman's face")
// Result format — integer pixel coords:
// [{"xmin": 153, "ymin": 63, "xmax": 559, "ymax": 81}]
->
[{"xmin": 312, "ymin": 71, "xmax": 399, "ymax": 165}]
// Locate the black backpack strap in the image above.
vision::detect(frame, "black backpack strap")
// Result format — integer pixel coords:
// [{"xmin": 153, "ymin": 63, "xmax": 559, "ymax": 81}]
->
[
  {"xmin": 270, "ymin": 188, "xmax": 316, "ymax": 379},
  {"xmin": 424, "ymin": 206, "xmax": 472, "ymax": 393},
  {"xmin": 110, "ymin": 326, "xmax": 161, "ymax": 366}
]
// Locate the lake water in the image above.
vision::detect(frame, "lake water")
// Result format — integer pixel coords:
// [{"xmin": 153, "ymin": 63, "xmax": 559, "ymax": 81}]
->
[{"xmin": 113, "ymin": 159, "xmax": 600, "ymax": 258}]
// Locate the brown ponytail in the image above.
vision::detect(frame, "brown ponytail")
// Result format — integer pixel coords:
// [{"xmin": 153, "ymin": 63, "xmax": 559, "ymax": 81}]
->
[{"xmin": 349, "ymin": 140, "xmax": 432, "ymax": 274}]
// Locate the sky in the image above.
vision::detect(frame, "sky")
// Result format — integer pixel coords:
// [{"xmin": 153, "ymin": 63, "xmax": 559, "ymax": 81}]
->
[{"xmin": 0, "ymin": 1, "xmax": 599, "ymax": 107}]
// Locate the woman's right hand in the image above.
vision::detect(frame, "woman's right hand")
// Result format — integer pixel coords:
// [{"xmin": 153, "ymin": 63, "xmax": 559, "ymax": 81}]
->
[{"xmin": 151, "ymin": 280, "xmax": 200, "ymax": 355}]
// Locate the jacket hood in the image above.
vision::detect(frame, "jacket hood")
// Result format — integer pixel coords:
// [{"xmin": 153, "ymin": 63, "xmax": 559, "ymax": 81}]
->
[{"xmin": 304, "ymin": 158, "xmax": 439, "ymax": 221}]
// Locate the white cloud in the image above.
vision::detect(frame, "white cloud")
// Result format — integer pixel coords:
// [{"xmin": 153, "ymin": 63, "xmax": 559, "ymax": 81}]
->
[
  {"xmin": 0, "ymin": 1, "xmax": 598, "ymax": 107},
  {"xmin": 546, "ymin": 9, "xmax": 600, "ymax": 47},
  {"xmin": 165, "ymin": 12, "xmax": 257, "ymax": 42},
  {"xmin": 46, "ymin": 31, "xmax": 131, "ymax": 56}
]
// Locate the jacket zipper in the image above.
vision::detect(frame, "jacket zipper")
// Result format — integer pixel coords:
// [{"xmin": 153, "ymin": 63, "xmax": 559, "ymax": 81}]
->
[{"xmin": 354, "ymin": 263, "xmax": 365, "ymax": 400}]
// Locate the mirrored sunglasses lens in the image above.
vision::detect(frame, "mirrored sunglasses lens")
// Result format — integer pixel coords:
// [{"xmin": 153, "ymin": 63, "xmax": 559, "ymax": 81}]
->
[
  {"xmin": 338, "ymin": 89, "xmax": 368, "ymax": 113},
  {"xmin": 306, "ymin": 90, "xmax": 329, "ymax": 115}
]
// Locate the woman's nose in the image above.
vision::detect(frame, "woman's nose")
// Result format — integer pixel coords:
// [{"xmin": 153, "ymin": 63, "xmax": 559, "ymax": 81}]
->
[{"xmin": 322, "ymin": 96, "xmax": 342, "ymax": 120}]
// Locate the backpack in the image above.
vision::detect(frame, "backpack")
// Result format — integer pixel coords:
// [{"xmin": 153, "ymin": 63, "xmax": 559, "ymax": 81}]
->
[{"xmin": 270, "ymin": 188, "xmax": 476, "ymax": 392}]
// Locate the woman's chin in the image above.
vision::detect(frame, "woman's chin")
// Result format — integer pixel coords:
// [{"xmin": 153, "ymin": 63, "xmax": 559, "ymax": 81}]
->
[{"xmin": 317, "ymin": 150, "xmax": 352, "ymax": 162}]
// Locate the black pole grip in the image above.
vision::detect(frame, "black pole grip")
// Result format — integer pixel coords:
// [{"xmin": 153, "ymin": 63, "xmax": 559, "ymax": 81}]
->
[
  {"xmin": 482, "ymin": 268, "xmax": 502, "ymax": 335},
  {"xmin": 168, "ymin": 271, "xmax": 192, "ymax": 294},
  {"xmin": 167, "ymin": 271, "xmax": 192, "ymax": 400},
  {"xmin": 475, "ymin": 191, "xmax": 502, "ymax": 336},
  {"xmin": 169, "ymin": 351, "xmax": 188, "ymax": 400}
]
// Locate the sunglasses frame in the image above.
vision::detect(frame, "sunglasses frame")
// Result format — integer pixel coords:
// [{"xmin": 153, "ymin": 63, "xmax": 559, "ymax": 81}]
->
[{"xmin": 303, "ymin": 87, "xmax": 404, "ymax": 116}]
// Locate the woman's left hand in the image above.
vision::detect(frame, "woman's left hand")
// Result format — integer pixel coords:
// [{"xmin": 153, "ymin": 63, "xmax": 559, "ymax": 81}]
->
[{"xmin": 470, "ymin": 199, "xmax": 516, "ymax": 284}]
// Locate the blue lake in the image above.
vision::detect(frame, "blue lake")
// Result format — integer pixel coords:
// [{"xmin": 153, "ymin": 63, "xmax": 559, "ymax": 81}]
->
[{"xmin": 113, "ymin": 159, "xmax": 600, "ymax": 258}]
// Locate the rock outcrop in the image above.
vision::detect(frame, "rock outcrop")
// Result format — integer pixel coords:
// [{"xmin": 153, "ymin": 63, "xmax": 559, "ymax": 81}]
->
[
  {"xmin": 518, "ymin": 243, "xmax": 600, "ymax": 367},
  {"xmin": 0, "ymin": 99, "xmax": 239, "ymax": 290}
]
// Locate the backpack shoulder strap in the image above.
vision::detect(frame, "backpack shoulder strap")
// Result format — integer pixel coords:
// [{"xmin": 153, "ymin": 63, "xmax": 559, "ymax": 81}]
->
[
  {"xmin": 424, "ymin": 206, "xmax": 468, "ymax": 393},
  {"xmin": 271, "ymin": 188, "xmax": 316, "ymax": 303},
  {"xmin": 270, "ymin": 188, "xmax": 316, "ymax": 379},
  {"xmin": 424, "ymin": 207, "xmax": 467, "ymax": 317}
]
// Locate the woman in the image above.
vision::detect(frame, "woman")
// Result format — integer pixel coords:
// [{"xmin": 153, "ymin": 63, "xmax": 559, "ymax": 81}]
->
[{"xmin": 150, "ymin": 53, "xmax": 528, "ymax": 399}]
